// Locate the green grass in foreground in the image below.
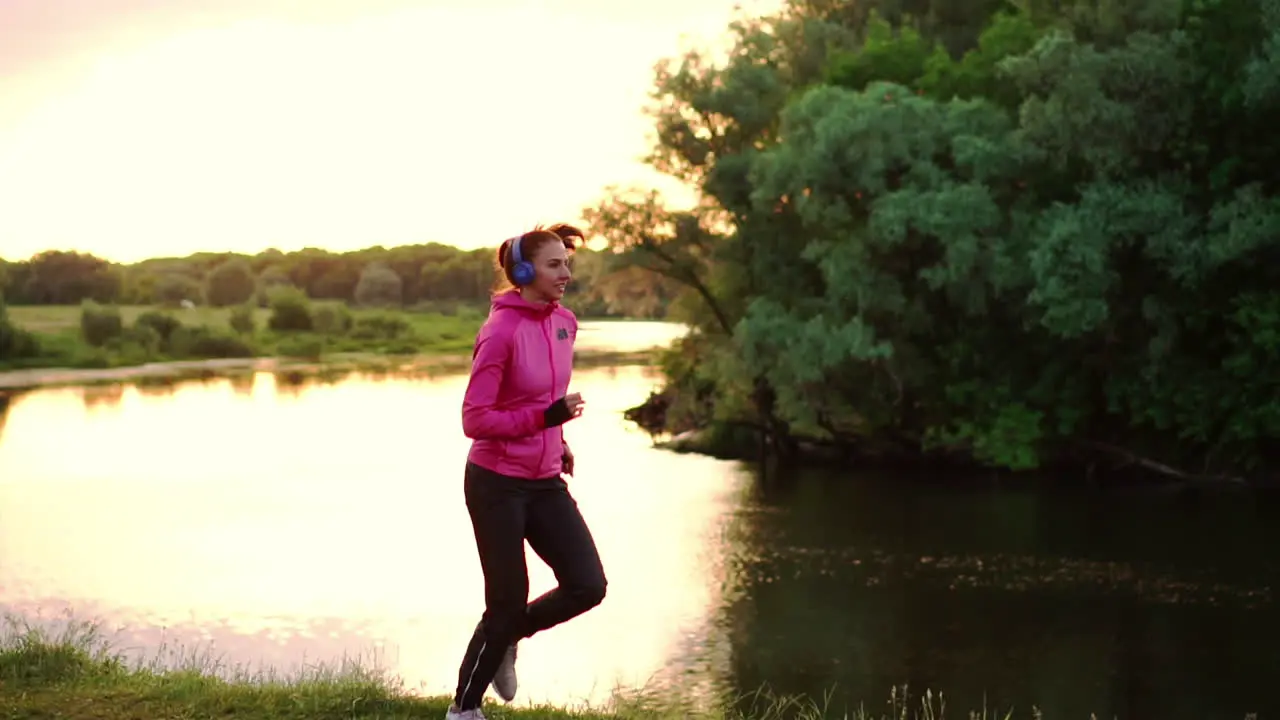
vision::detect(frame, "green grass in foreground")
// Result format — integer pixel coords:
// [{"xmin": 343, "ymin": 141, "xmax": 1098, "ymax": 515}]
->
[{"xmin": 0, "ymin": 617, "xmax": 1034, "ymax": 720}]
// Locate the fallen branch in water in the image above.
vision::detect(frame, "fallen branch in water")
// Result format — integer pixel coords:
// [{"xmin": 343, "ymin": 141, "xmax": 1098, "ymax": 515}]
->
[{"xmin": 1081, "ymin": 440, "xmax": 1247, "ymax": 487}]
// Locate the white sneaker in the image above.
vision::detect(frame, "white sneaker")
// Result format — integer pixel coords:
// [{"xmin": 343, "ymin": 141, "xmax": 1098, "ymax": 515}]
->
[
  {"xmin": 490, "ymin": 644, "xmax": 518, "ymax": 702},
  {"xmin": 445, "ymin": 705, "xmax": 486, "ymax": 720}
]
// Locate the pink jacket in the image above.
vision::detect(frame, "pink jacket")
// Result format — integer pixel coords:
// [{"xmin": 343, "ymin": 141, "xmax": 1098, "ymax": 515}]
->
[{"xmin": 462, "ymin": 289, "xmax": 577, "ymax": 479}]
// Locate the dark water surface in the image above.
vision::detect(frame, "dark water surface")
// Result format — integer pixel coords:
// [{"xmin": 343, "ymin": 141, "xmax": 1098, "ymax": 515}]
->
[{"xmin": 1, "ymin": 325, "xmax": 1276, "ymax": 719}]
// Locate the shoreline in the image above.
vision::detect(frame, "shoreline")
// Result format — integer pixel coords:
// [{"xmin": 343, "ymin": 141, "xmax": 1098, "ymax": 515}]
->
[
  {"xmin": 0, "ymin": 348, "xmax": 660, "ymax": 392},
  {"xmin": 0, "ymin": 618, "xmax": 1121, "ymax": 720},
  {"xmin": 644, "ymin": 422, "xmax": 1277, "ymax": 494}
]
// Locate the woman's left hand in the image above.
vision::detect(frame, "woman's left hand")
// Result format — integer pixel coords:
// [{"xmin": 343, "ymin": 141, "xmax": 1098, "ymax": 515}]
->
[{"xmin": 562, "ymin": 442, "xmax": 575, "ymax": 477}]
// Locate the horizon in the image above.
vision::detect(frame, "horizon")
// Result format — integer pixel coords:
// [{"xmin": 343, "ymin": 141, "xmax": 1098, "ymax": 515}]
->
[
  {"xmin": 0, "ymin": 234, "xmax": 611, "ymax": 266},
  {"xmin": 0, "ymin": 0, "xmax": 778, "ymax": 264}
]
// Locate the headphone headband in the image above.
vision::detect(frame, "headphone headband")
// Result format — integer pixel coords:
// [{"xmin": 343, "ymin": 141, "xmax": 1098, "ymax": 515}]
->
[
  {"xmin": 506, "ymin": 233, "xmax": 536, "ymax": 286},
  {"xmin": 508, "ymin": 234, "xmax": 525, "ymax": 265}
]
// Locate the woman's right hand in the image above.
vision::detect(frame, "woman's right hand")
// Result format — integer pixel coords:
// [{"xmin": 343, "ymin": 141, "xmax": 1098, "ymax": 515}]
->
[
  {"xmin": 564, "ymin": 392, "xmax": 585, "ymax": 419},
  {"xmin": 544, "ymin": 392, "xmax": 586, "ymax": 427}
]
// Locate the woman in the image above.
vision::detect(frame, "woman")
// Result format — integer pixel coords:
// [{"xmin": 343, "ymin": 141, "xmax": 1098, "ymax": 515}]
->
[{"xmin": 446, "ymin": 223, "xmax": 608, "ymax": 720}]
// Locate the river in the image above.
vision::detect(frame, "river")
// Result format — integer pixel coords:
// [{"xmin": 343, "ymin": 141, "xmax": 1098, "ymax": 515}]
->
[{"xmin": 0, "ymin": 320, "xmax": 1276, "ymax": 719}]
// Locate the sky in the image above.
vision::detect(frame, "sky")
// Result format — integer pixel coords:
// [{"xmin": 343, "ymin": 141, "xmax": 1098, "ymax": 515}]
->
[{"xmin": 0, "ymin": 0, "xmax": 777, "ymax": 263}]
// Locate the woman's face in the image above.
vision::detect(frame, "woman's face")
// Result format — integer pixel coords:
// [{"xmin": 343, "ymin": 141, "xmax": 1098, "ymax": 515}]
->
[{"xmin": 525, "ymin": 241, "xmax": 572, "ymax": 302}]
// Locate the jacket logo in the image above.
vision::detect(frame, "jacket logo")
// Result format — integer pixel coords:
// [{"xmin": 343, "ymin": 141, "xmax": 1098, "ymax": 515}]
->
[{"xmin": 556, "ymin": 327, "xmax": 569, "ymax": 341}]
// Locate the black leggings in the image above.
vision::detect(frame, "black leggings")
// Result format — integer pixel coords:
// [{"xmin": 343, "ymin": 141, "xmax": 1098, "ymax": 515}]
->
[{"xmin": 453, "ymin": 462, "xmax": 607, "ymax": 710}]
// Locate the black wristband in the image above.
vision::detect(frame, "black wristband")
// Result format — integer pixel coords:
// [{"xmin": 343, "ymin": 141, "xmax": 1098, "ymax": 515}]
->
[{"xmin": 544, "ymin": 397, "xmax": 572, "ymax": 428}]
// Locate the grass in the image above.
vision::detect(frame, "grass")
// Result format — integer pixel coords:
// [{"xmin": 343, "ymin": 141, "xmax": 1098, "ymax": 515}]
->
[
  {"xmin": 5, "ymin": 302, "xmax": 484, "ymax": 362},
  {"xmin": 0, "ymin": 616, "xmax": 1045, "ymax": 720},
  {"xmin": 0, "ymin": 304, "xmax": 659, "ymax": 391},
  {"xmin": 7, "ymin": 303, "xmax": 483, "ymax": 354},
  {"xmin": 0, "ymin": 303, "xmax": 662, "ymax": 388},
  {"xmin": 1, "ymin": 304, "xmax": 665, "ymax": 386},
  {"xmin": 7, "ymin": 304, "xmax": 280, "ymax": 335},
  {"xmin": 5, "ymin": 305, "xmax": 648, "ymax": 335}
]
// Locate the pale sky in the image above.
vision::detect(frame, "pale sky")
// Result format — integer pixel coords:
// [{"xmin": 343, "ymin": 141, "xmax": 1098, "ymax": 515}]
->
[{"xmin": 0, "ymin": 0, "xmax": 775, "ymax": 263}]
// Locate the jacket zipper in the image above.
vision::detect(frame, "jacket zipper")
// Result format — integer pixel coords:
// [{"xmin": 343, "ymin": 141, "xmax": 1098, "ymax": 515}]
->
[{"xmin": 542, "ymin": 314, "xmax": 555, "ymax": 473}]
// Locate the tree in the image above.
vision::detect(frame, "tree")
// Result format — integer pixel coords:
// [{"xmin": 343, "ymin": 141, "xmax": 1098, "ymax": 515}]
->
[
  {"xmin": 154, "ymin": 273, "xmax": 202, "ymax": 307},
  {"xmin": 205, "ymin": 259, "xmax": 257, "ymax": 307},
  {"xmin": 354, "ymin": 262, "xmax": 403, "ymax": 307},
  {"xmin": 11, "ymin": 251, "xmax": 120, "ymax": 305},
  {"xmin": 4, "ymin": 233, "xmax": 653, "ymax": 315},
  {"xmin": 603, "ymin": 0, "xmax": 1280, "ymax": 481}
]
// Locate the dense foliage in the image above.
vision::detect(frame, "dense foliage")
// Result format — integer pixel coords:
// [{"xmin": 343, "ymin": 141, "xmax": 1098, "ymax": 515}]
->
[
  {"xmin": 596, "ymin": 0, "xmax": 1280, "ymax": 482},
  {"xmin": 0, "ymin": 242, "xmax": 680, "ymax": 319}
]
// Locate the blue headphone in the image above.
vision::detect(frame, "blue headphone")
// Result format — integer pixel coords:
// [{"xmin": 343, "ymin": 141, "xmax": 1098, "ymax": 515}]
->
[{"xmin": 508, "ymin": 234, "xmax": 536, "ymax": 286}]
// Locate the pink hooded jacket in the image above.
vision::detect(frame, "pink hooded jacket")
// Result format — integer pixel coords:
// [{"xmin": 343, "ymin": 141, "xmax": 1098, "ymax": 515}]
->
[{"xmin": 462, "ymin": 289, "xmax": 577, "ymax": 479}]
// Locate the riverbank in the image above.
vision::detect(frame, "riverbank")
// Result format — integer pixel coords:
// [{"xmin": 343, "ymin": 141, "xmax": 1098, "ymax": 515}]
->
[
  {"xmin": 0, "ymin": 619, "xmax": 1095, "ymax": 720},
  {"xmin": 1, "ymin": 302, "xmax": 486, "ymax": 373},
  {"xmin": 0, "ymin": 302, "xmax": 669, "ymax": 390},
  {"xmin": 0, "ymin": 347, "xmax": 658, "ymax": 391},
  {"xmin": 1, "ymin": 303, "xmax": 660, "ymax": 376},
  {"xmin": 622, "ymin": 383, "xmax": 1280, "ymax": 492}
]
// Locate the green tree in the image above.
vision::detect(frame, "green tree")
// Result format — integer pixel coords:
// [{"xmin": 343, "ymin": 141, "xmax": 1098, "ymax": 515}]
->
[
  {"xmin": 205, "ymin": 259, "xmax": 257, "ymax": 307},
  {"xmin": 153, "ymin": 273, "xmax": 202, "ymax": 307},
  {"xmin": 604, "ymin": 0, "xmax": 1280, "ymax": 481},
  {"xmin": 14, "ymin": 251, "xmax": 120, "ymax": 305},
  {"xmin": 354, "ymin": 262, "xmax": 403, "ymax": 307}
]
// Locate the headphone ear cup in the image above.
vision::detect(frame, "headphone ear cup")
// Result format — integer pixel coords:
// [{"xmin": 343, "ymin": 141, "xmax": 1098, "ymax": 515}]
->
[{"xmin": 511, "ymin": 260, "xmax": 536, "ymax": 286}]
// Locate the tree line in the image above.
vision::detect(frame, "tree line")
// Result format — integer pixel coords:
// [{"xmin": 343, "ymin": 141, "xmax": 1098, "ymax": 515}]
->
[
  {"xmin": 601, "ymin": 0, "xmax": 1280, "ymax": 484},
  {"xmin": 0, "ymin": 242, "xmax": 682, "ymax": 318}
]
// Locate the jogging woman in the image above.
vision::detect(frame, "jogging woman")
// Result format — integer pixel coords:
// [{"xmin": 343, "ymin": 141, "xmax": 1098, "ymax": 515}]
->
[{"xmin": 445, "ymin": 224, "xmax": 608, "ymax": 720}]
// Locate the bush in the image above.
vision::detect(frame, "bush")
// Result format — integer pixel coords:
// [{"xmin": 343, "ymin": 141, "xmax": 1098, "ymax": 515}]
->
[
  {"xmin": 267, "ymin": 287, "xmax": 312, "ymax": 332},
  {"xmin": 134, "ymin": 311, "xmax": 182, "ymax": 343},
  {"xmin": 275, "ymin": 335, "xmax": 324, "ymax": 359},
  {"xmin": 168, "ymin": 325, "xmax": 254, "ymax": 359},
  {"xmin": 80, "ymin": 302, "xmax": 124, "ymax": 347},
  {"xmin": 253, "ymin": 266, "xmax": 293, "ymax": 308},
  {"xmin": 106, "ymin": 325, "xmax": 162, "ymax": 365},
  {"xmin": 0, "ymin": 298, "xmax": 41, "ymax": 361},
  {"xmin": 350, "ymin": 313, "xmax": 411, "ymax": 340},
  {"xmin": 311, "ymin": 302, "xmax": 352, "ymax": 335},
  {"xmin": 229, "ymin": 304, "xmax": 256, "ymax": 335},
  {"xmin": 384, "ymin": 338, "xmax": 422, "ymax": 354},
  {"xmin": 118, "ymin": 325, "xmax": 162, "ymax": 355}
]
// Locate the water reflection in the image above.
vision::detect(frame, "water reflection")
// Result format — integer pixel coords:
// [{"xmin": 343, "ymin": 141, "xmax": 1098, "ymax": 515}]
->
[
  {"xmin": 1, "ymin": 347, "xmax": 1277, "ymax": 718},
  {"xmin": 0, "ymin": 391, "xmax": 11, "ymax": 443},
  {"xmin": 714, "ymin": 467, "xmax": 1280, "ymax": 720},
  {"xmin": 0, "ymin": 362, "xmax": 744, "ymax": 708},
  {"xmin": 229, "ymin": 372, "xmax": 256, "ymax": 397}
]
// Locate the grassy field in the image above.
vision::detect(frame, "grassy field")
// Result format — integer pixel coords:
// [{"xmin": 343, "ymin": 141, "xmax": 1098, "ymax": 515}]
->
[
  {"xmin": 0, "ymin": 303, "xmax": 660, "ymax": 388},
  {"xmin": 7, "ymin": 304, "xmax": 276, "ymax": 335},
  {"xmin": 7, "ymin": 303, "xmax": 482, "ymax": 340},
  {"xmin": 1, "ymin": 302, "xmax": 488, "ymax": 374},
  {"xmin": 6, "ymin": 302, "xmax": 483, "ymax": 354},
  {"xmin": 0, "ymin": 618, "xmax": 1041, "ymax": 720}
]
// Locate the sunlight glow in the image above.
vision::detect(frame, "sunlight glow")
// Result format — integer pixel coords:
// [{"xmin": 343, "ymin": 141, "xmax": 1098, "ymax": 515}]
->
[{"xmin": 0, "ymin": 1, "xmax": 776, "ymax": 262}]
